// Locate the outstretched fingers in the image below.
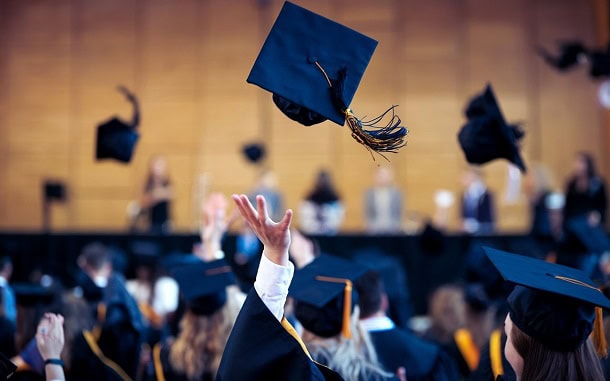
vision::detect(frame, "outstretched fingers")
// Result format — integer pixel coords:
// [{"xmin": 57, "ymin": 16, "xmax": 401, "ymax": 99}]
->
[{"xmin": 278, "ymin": 209, "xmax": 293, "ymax": 232}]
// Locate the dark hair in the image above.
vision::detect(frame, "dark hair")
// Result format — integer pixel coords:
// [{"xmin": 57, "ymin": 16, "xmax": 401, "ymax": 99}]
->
[
  {"xmin": 306, "ymin": 170, "xmax": 340, "ymax": 204},
  {"xmin": 355, "ymin": 270, "xmax": 384, "ymax": 319},
  {"xmin": 511, "ymin": 321, "xmax": 604, "ymax": 381},
  {"xmin": 78, "ymin": 242, "xmax": 110, "ymax": 271},
  {"xmin": 577, "ymin": 152, "xmax": 597, "ymax": 180}
]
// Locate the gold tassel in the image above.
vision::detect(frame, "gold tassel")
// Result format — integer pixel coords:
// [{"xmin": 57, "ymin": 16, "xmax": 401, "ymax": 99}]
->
[
  {"xmin": 342, "ymin": 280, "xmax": 352, "ymax": 339},
  {"xmin": 344, "ymin": 107, "xmax": 408, "ymax": 161},
  {"xmin": 593, "ymin": 306, "xmax": 607, "ymax": 358}
]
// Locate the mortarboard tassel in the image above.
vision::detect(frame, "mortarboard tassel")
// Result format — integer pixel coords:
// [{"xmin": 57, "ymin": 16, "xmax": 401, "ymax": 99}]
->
[
  {"xmin": 593, "ymin": 306, "xmax": 608, "ymax": 358},
  {"xmin": 316, "ymin": 63, "xmax": 408, "ymax": 160}
]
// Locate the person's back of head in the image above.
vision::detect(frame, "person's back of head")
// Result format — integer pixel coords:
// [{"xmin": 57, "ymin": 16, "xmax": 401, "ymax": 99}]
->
[
  {"xmin": 78, "ymin": 242, "xmax": 110, "ymax": 273},
  {"xmin": 428, "ymin": 285, "xmax": 466, "ymax": 343},
  {"xmin": 356, "ymin": 270, "xmax": 385, "ymax": 319}
]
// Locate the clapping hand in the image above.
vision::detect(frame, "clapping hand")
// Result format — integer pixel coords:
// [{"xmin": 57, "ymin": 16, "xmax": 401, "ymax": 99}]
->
[{"xmin": 232, "ymin": 194, "xmax": 293, "ymax": 266}]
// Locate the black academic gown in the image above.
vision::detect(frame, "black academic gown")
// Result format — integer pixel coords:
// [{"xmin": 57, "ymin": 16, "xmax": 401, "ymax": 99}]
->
[
  {"xmin": 216, "ymin": 289, "xmax": 343, "ymax": 381},
  {"xmin": 69, "ymin": 330, "xmax": 133, "ymax": 381},
  {"xmin": 470, "ymin": 330, "xmax": 516, "ymax": 381},
  {"xmin": 369, "ymin": 328, "xmax": 460, "ymax": 381},
  {"xmin": 153, "ymin": 342, "xmax": 213, "ymax": 381}
]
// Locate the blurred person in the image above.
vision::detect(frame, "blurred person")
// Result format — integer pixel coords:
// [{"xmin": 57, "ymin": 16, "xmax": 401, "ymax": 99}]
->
[
  {"xmin": 152, "ymin": 260, "xmax": 242, "ymax": 381},
  {"xmin": 523, "ymin": 164, "xmax": 554, "ymax": 240},
  {"xmin": 460, "ymin": 167, "xmax": 496, "ymax": 234},
  {"xmin": 0, "ymin": 257, "xmax": 16, "ymax": 325},
  {"xmin": 364, "ymin": 166, "xmax": 403, "ymax": 234},
  {"xmin": 248, "ymin": 169, "xmax": 285, "ymax": 222},
  {"xmin": 356, "ymin": 270, "xmax": 460, "ymax": 380},
  {"xmin": 217, "ymin": 195, "xmax": 405, "ymax": 380},
  {"xmin": 141, "ymin": 155, "xmax": 173, "ymax": 234},
  {"xmin": 564, "ymin": 152, "xmax": 608, "ymax": 226},
  {"xmin": 423, "ymin": 285, "xmax": 466, "ymax": 345},
  {"xmin": 299, "ymin": 170, "xmax": 344, "ymax": 235}
]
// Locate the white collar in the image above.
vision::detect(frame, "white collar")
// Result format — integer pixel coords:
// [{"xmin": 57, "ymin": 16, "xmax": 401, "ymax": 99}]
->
[{"xmin": 360, "ymin": 315, "xmax": 395, "ymax": 332}]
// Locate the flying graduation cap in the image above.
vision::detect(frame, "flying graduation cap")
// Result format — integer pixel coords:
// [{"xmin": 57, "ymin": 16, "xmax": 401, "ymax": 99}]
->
[
  {"xmin": 537, "ymin": 41, "xmax": 589, "ymax": 71},
  {"xmin": 458, "ymin": 84, "xmax": 527, "ymax": 172},
  {"xmin": 242, "ymin": 142, "xmax": 266, "ymax": 164},
  {"xmin": 95, "ymin": 86, "xmax": 140, "ymax": 164},
  {"xmin": 484, "ymin": 247, "xmax": 610, "ymax": 356},
  {"xmin": 247, "ymin": 1, "xmax": 408, "ymax": 160}
]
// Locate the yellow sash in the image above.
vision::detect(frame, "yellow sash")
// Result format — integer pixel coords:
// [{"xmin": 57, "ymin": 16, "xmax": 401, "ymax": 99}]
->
[
  {"xmin": 454, "ymin": 328, "xmax": 480, "ymax": 371},
  {"xmin": 490, "ymin": 328, "xmax": 504, "ymax": 379}
]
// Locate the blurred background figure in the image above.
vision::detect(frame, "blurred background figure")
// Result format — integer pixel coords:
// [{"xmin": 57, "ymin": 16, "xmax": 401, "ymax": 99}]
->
[
  {"xmin": 248, "ymin": 169, "xmax": 284, "ymax": 222},
  {"xmin": 299, "ymin": 170, "xmax": 344, "ymax": 235},
  {"xmin": 0, "ymin": 257, "xmax": 16, "ymax": 326},
  {"xmin": 141, "ymin": 155, "xmax": 173, "ymax": 234},
  {"xmin": 564, "ymin": 152, "xmax": 607, "ymax": 227},
  {"xmin": 460, "ymin": 167, "xmax": 496, "ymax": 235},
  {"xmin": 364, "ymin": 166, "xmax": 404, "ymax": 234},
  {"xmin": 523, "ymin": 164, "xmax": 557, "ymax": 257}
]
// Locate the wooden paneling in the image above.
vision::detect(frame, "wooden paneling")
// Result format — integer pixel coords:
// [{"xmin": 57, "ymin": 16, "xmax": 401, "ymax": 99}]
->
[{"xmin": 0, "ymin": 0, "xmax": 604, "ymax": 232}]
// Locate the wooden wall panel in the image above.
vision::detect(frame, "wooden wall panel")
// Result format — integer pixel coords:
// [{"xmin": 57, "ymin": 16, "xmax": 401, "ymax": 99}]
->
[{"xmin": 0, "ymin": 0, "xmax": 605, "ymax": 233}]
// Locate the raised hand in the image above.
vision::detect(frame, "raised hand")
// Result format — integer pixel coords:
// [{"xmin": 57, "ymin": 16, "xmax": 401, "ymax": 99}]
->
[
  {"xmin": 36, "ymin": 313, "xmax": 65, "ymax": 360},
  {"xmin": 232, "ymin": 194, "xmax": 292, "ymax": 266}
]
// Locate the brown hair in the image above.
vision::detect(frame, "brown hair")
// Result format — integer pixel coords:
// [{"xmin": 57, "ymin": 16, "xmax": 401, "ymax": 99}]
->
[
  {"xmin": 169, "ymin": 307, "xmax": 233, "ymax": 380},
  {"xmin": 511, "ymin": 322, "xmax": 605, "ymax": 381}
]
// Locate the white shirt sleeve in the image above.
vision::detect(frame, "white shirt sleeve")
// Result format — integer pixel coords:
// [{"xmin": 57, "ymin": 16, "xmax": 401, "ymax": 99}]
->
[{"xmin": 253, "ymin": 251, "xmax": 294, "ymax": 322}]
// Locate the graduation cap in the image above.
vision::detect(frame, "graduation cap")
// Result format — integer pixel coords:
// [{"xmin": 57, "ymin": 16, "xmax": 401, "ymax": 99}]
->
[
  {"xmin": 484, "ymin": 246, "xmax": 610, "ymax": 356},
  {"xmin": 247, "ymin": 1, "xmax": 408, "ymax": 159},
  {"xmin": 95, "ymin": 117, "xmax": 139, "ymax": 163},
  {"xmin": 290, "ymin": 255, "xmax": 368, "ymax": 338},
  {"xmin": 537, "ymin": 41, "xmax": 589, "ymax": 71},
  {"xmin": 458, "ymin": 84, "xmax": 526, "ymax": 172},
  {"xmin": 565, "ymin": 215, "xmax": 610, "ymax": 254},
  {"xmin": 0, "ymin": 352, "xmax": 15, "ymax": 380},
  {"xmin": 172, "ymin": 259, "xmax": 235, "ymax": 316},
  {"xmin": 242, "ymin": 142, "xmax": 266, "ymax": 164},
  {"xmin": 43, "ymin": 180, "xmax": 67, "ymax": 202}
]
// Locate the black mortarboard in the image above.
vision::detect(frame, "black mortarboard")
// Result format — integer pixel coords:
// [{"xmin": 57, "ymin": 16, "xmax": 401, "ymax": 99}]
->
[
  {"xmin": 484, "ymin": 247, "xmax": 610, "ymax": 355},
  {"xmin": 43, "ymin": 180, "xmax": 67, "ymax": 202},
  {"xmin": 242, "ymin": 143, "xmax": 266, "ymax": 164},
  {"xmin": 537, "ymin": 41, "xmax": 588, "ymax": 71},
  {"xmin": 458, "ymin": 84, "xmax": 526, "ymax": 172},
  {"xmin": 172, "ymin": 259, "xmax": 235, "ymax": 316},
  {"xmin": 95, "ymin": 117, "xmax": 139, "ymax": 163},
  {"xmin": 589, "ymin": 46, "xmax": 610, "ymax": 78},
  {"xmin": 0, "ymin": 353, "xmax": 15, "ymax": 380},
  {"xmin": 247, "ymin": 1, "xmax": 407, "ymax": 157},
  {"xmin": 290, "ymin": 255, "xmax": 368, "ymax": 338},
  {"xmin": 565, "ymin": 216, "xmax": 610, "ymax": 254}
]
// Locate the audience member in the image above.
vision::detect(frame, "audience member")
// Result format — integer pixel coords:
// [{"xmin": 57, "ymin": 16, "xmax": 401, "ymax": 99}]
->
[
  {"xmin": 299, "ymin": 170, "xmax": 344, "ymax": 235},
  {"xmin": 523, "ymin": 164, "xmax": 555, "ymax": 247},
  {"xmin": 423, "ymin": 285, "xmax": 466, "ymax": 345},
  {"xmin": 141, "ymin": 155, "xmax": 173, "ymax": 234},
  {"xmin": 564, "ymin": 152, "xmax": 608, "ymax": 226},
  {"xmin": 248, "ymin": 169, "xmax": 285, "ymax": 222},
  {"xmin": 0, "ymin": 258, "xmax": 16, "ymax": 325},
  {"xmin": 364, "ymin": 166, "xmax": 403, "ymax": 234},
  {"xmin": 356, "ymin": 270, "xmax": 460, "ymax": 380},
  {"xmin": 460, "ymin": 167, "xmax": 495, "ymax": 234}
]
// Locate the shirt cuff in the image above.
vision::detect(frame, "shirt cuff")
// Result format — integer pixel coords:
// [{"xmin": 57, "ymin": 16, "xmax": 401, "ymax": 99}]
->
[{"xmin": 254, "ymin": 251, "xmax": 294, "ymax": 322}]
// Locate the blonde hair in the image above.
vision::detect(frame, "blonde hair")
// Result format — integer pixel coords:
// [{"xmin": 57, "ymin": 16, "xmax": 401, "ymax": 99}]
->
[
  {"xmin": 302, "ymin": 306, "xmax": 392, "ymax": 381},
  {"xmin": 428, "ymin": 285, "xmax": 466, "ymax": 343},
  {"xmin": 169, "ymin": 287, "xmax": 242, "ymax": 380}
]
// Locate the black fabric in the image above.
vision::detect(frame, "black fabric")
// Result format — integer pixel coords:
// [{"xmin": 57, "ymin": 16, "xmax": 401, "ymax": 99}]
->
[
  {"xmin": 216, "ymin": 289, "xmax": 343, "ymax": 381},
  {"xmin": 272, "ymin": 94, "xmax": 328, "ymax": 126},
  {"xmin": 564, "ymin": 177, "xmax": 608, "ymax": 224},
  {"xmin": 369, "ymin": 328, "xmax": 460, "ymax": 381},
  {"xmin": 470, "ymin": 331, "xmax": 516, "ymax": 381},
  {"xmin": 442, "ymin": 333, "xmax": 474, "ymax": 378},
  {"xmin": 95, "ymin": 117, "xmax": 139, "ymax": 164},
  {"xmin": 69, "ymin": 332, "xmax": 130, "ymax": 381}
]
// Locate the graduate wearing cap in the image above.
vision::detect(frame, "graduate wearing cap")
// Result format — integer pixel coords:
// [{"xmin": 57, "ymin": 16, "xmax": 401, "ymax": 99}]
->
[
  {"xmin": 484, "ymin": 247, "xmax": 609, "ymax": 380},
  {"xmin": 217, "ymin": 195, "xmax": 405, "ymax": 381},
  {"xmin": 152, "ymin": 260, "xmax": 241, "ymax": 381},
  {"xmin": 248, "ymin": 1, "xmax": 408, "ymax": 160}
]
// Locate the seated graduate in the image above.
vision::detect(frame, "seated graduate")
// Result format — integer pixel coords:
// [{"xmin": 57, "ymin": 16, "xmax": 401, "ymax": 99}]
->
[
  {"xmin": 217, "ymin": 195, "xmax": 406, "ymax": 381},
  {"xmin": 484, "ymin": 247, "xmax": 609, "ymax": 381},
  {"xmin": 355, "ymin": 270, "xmax": 460, "ymax": 381},
  {"xmin": 153, "ymin": 259, "xmax": 240, "ymax": 381}
]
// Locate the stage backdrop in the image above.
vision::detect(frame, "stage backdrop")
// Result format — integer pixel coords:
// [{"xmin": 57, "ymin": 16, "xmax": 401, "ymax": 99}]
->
[{"xmin": 0, "ymin": 0, "xmax": 607, "ymax": 232}]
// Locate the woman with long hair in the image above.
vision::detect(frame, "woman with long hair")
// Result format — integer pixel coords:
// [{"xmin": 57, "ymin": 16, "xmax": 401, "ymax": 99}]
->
[
  {"xmin": 564, "ymin": 152, "xmax": 607, "ymax": 226},
  {"xmin": 486, "ymin": 247, "xmax": 607, "ymax": 381}
]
